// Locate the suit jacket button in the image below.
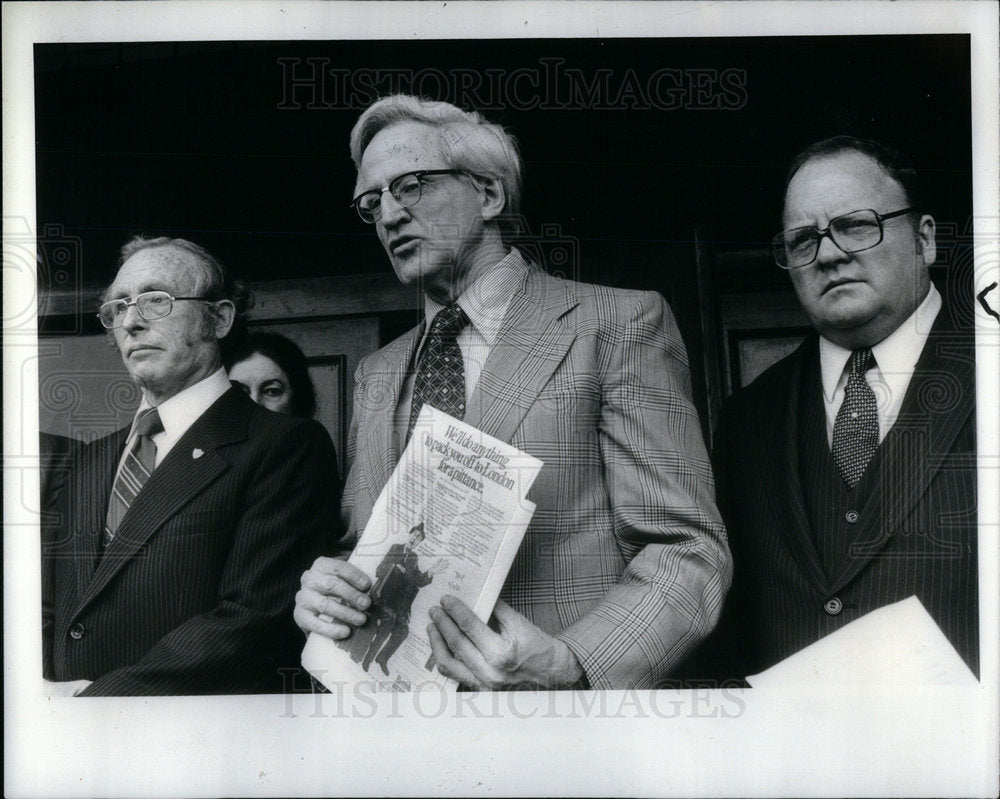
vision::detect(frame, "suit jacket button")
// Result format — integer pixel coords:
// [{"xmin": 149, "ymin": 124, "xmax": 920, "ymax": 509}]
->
[
  {"xmin": 68, "ymin": 622, "xmax": 85, "ymax": 640},
  {"xmin": 845, "ymin": 510, "xmax": 860, "ymax": 524},
  {"xmin": 824, "ymin": 598, "xmax": 843, "ymax": 615}
]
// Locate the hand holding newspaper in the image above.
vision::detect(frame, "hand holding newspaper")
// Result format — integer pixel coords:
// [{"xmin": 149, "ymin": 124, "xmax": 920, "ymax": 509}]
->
[{"xmin": 302, "ymin": 405, "xmax": 542, "ymax": 692}]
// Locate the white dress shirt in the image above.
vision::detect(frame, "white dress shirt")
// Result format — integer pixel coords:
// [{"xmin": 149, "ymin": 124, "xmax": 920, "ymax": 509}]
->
[
  {"xmin": 119, "ymin": 367, "xmax": 231, "ymax": 471},
  {"xmin": 818, "ymin": 284, "xmax": 941, "ymax": 447}
]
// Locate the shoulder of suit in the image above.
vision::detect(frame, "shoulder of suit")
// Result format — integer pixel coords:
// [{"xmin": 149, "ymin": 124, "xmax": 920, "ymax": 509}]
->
[
  {"xmin": 526, "ymin": 266, "xmax": 666, "ymax": 317},
  {"xmin": 216, "ymin": 385, "xmax": 331, "ymax": 439},
  {"xmin": 357, "ymin": 323, "xmax": 421, "ymax": 372}
]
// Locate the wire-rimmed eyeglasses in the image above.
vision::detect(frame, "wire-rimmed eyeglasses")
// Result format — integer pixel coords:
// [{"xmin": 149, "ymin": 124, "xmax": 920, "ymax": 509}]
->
[
  {"xmin": 350, "ymin": 169, "xmax": 466, "ymax": 224},
  {"xmin": 97, "ymin": 290, "xmax": 211, "ymax": 329},
  {"xmin": 772, "ymin": 207, "xmax": 915, "ymax": 269}
]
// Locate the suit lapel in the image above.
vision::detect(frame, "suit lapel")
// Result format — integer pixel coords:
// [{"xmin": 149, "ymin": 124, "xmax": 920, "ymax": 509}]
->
[
  {"xmin": 360, "ymin": 326, "xmax": 423, "ymax": 494},
  {"xmin": 463, "ymin": 267, "xmax": 578, "ymax": 443},
  {"xmin": 74, "ymin": 427, "xmax": 128, "ymax": 589},
  {"xmin": 77, "ymin": 388, "xmax": 249, "ymax": 612},
  {"xmin": 831, "ymin": 317, "xmax": 975, "ymax": 591},
  {"xmin": 762, "ymin": 338, "xmax": 831, "ymax": 593}
]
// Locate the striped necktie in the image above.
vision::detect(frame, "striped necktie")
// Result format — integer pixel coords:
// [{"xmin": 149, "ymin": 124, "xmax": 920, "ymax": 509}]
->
[
  {"xmin": 104, "ymin": 407, "xmax": 163, "ymax": 545},
  {"xmin": 407, "ymin": 303, "xmax": 468, "ymax": 443},
  {"xmin": 832, "ymin": 349, "xmax": 879, "ymax": 488}
]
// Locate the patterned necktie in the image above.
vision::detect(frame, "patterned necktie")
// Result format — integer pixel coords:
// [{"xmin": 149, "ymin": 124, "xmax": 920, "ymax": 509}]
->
[
  {"xmin": 104, "ymin": 407, "xmax": 163, "ymax": 545},
  {"xmin": 832, "ymin": 348, "xmax": 879, "ymax": 489},
  {"xmin": 407, "ymin": 303, "xmax": 468, "ymax": 443}
]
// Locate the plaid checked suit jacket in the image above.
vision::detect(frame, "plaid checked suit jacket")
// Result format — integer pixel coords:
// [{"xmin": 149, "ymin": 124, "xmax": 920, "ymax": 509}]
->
[
  {"xmin": 709, "ymin": 304, "xmax": 979, "ymax": 678},
  {"xmin": 341, "ymin": 264, "xmax": 732, "ymax": 688},
  {"xmin": 44, "ymin": 387, "xmax": 340, "ymax": 694}
]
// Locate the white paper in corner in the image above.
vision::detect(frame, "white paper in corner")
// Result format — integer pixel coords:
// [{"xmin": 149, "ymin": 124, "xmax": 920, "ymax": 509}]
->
[{"xmin": 745, "ymin": 595, "xmax": 977, "ymax": 688}]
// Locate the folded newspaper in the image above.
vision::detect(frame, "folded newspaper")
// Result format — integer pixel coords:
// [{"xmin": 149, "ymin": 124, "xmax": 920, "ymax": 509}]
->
[{"xmin": 302, "ymin": 405, "xmax": 542, "ymax": 692}]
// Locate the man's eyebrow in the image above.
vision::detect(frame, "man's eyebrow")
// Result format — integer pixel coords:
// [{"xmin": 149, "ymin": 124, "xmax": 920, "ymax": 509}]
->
[{"xmin": 104, "ymin": 284, "xmax": 167, "ymax": 301}]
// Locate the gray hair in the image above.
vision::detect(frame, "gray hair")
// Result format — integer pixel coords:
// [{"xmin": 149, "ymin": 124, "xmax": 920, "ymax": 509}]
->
[
  {"xmin": 112, "ymin": 235, "xmax": 251, "ymax": 353},
  {"xmin": 350, "ymin": 94, "xmax": 523, "ymax": 239}
]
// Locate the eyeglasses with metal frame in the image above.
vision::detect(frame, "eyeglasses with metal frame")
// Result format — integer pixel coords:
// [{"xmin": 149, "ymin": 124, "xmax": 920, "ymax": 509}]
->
[
  {"xmin": 771, "ymin": 207, "xmax": 915, "ymax": 269},
  {"xmin": 350, "ymin": 169, "xmax": 467, "ymax": 224},
  {"xmin": 97, "ymin": 290, "xmax": 212, "ymax": 329}
]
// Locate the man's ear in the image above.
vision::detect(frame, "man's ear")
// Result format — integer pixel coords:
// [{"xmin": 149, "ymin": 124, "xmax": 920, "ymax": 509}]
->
[
  {"xmin": 917, "ymin": 213, "xmax": 937, "ymax": 267},
  {"xmin": 211, "ymin": 300, "xmax": 236, "ymax": 340},
  {"xmin": 478, "ymin": 177, "xmax": 506, "ymax": 222}
]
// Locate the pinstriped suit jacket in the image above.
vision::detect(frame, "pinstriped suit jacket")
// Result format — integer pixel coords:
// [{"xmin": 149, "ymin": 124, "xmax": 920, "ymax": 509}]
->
[
  {"xmin": 44, "ymin": 387, "xmax": 340, "ymax": 695},
  {"xmin": 711, "ymin": 308, "xmax": 978, "ymax": 677},
  {"xmin": 342, "ymin": 264, "xmax": 732, "ymax": 689}
]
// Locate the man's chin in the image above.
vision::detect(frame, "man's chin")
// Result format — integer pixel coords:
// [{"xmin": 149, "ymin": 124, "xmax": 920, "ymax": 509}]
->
[
  {"xmin": 814, "ymin": 308, "xmax": 887, "ymax": 347},
  {"xmin": 125, "ymin": 366, "xmax": 161, "ymax": 389},
  {"xmin": 392, "ymin": 259, "xmax": 452, "ymax": 295},
  {"xmin": 389, "ymin": 254, "xmax": 423, "ymax": 285}
]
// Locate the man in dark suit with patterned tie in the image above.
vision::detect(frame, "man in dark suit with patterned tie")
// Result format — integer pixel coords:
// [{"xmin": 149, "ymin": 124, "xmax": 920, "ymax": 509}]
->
[
  {"xmin": 709, "ymin": 137, "xmax": 978, "ymax": 678},
  {"xmin": 293, "ymin": 94, "xmax": 731, "ymax": 690},
  {"xmin": 43, "ymin": 236, "xmax": 340, "ymax": 695}
]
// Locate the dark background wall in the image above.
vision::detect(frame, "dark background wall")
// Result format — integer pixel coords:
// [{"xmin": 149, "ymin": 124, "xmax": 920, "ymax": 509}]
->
[{"xmin": 34, "ymin": 35, "xmax": 973, "ymax": 446}]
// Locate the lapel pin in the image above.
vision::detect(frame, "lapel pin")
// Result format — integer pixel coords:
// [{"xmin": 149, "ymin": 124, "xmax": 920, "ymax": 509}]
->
[{"xmin": 192, "ymin": 448, "xmax": 204, "ymax": 459}]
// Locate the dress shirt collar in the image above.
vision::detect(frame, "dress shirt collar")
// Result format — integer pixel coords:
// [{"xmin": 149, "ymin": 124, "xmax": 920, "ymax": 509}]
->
[
  {"xmin": 132, "ymin": 367, "xmax": 231, "ymax": 443},
  {"xmin": 423, "ymin": 248, "xmax": 530, "ymax": 347},
  {"xmin": 818, "ymin": 283, "xmax": 941, "ymax": 401}
]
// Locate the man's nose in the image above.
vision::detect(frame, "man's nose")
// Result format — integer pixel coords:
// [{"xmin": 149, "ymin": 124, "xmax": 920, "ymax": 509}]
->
[
  {"xmin": 120, "ymin": 302, "xmax": 147, "ymax": 332},
  {"xmin": 378, "ymin": 190, "xmax": 409, "ymax": 226},
  {"xmin": 813, "ymin": 231, "xmax": 849, "ymax": 269}
]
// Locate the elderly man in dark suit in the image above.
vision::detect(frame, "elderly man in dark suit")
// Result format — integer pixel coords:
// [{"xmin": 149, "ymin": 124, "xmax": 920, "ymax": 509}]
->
[
  {"xmin": 43, "ymin": 236, "xmax": 340, "ymax": 695},
  {"xmin": 293, "ymin": 94, "xmax": 731, "ymax": 690},
  {"xmin": 710, "ymin": 136, "xmax": 978, "ymax": 678}
]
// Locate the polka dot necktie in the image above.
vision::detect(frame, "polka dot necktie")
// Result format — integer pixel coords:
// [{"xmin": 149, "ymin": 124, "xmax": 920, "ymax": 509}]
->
[
  {"xmin": 104, "ymin": 407, "xmax": 163, "ymax": 545},
  {"xmin": 407, "ymin": 303, "xmax": 469, "ymax": 443},
  {"xmin": 832, "ymin": 349, "xmax": 879, "ymax": 489}
]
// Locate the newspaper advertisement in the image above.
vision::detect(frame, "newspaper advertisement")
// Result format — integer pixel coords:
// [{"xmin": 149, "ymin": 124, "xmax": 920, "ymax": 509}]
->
[{"xmin": 302, "ymin": 405, "xmax": 542, "ymax": 692}]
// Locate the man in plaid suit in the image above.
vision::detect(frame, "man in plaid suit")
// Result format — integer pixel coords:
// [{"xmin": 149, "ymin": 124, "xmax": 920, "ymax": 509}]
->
[{"xmin": 294, "ymin": 95, "xmax": 731, "ymax": 689}]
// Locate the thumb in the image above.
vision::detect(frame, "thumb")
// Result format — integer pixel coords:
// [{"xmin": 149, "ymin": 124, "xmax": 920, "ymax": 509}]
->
[{"xmin": 491, "ymin": 599, "xmax": 529, "ymax": 629}]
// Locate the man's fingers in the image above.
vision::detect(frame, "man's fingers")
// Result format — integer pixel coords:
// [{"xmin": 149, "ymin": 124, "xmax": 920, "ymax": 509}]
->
[
  {"xmin": 429, "ymin": 604, "xmax": 502, "ymax": 684},
  {"xmin": 293, "ymin": 602, "xmax": 354, "ymax": 640},
  {"xmin": 303, "ymin": 557, "xmax": 371, "ymax": 590},
  {"xmin": 427, "ymin": 621, "xmax": 481, "ymax": 687},
  {"xmin": 300, "ymin": 561, "xmax": 372, "ymax": 612},
  {"xmin": 489, "ymin": 599, "xmax": 528, "ymax": 630},
  {"xmin": 295, "ymin": 587, "xmax": 367, "ymax": 626},
  {"xmin": 294, "ymin": 558, "xmax": 372, "ymax": 640},
  {"xmin": 438, "ymin": 594, "xmax": 499, "ymax": 653}
]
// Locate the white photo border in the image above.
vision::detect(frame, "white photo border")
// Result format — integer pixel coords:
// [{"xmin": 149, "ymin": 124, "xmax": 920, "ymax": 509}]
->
[{"xmin": 4, "ymin": 2, "xmax": 998, "ymax": 797}]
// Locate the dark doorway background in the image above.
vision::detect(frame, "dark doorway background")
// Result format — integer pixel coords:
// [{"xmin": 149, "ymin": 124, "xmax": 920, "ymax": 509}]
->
[
  {"xmin": 34, "ymin": 36, "xmax": 972, "ymax": 285},
  {"xmin": 34, "ymin": 35, "xmax": 973, "ymax": 441}
]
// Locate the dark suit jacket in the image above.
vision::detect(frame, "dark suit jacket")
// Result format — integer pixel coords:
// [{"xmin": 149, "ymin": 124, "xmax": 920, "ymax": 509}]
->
[
  {"xmin": 342, "ymin": 260, "xmax": 731, "ymax": 688},
  {"xmin": 707, "ymin": 307, "xmax": 978, "ymax": 678},
  {"xmin": 44, "ymin": 386, "xmax": 341, "ymax": 695},
  {"xmin": 40, "ymin": 431, "xmax": 83, "ymax": 675}
]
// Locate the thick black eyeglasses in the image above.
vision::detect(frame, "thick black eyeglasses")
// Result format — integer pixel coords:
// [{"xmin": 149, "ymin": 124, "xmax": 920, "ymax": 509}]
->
[
  {"xmin": 350, "ymin": 169, "xmax": 465, "ymax": 223},
  {"xmin": 97, "ymin": 290, "xmax": 211, "ymax": 329},
  {"xmin": 772, "ymin": 207, "xmax": 915, "ymax": 269}
]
